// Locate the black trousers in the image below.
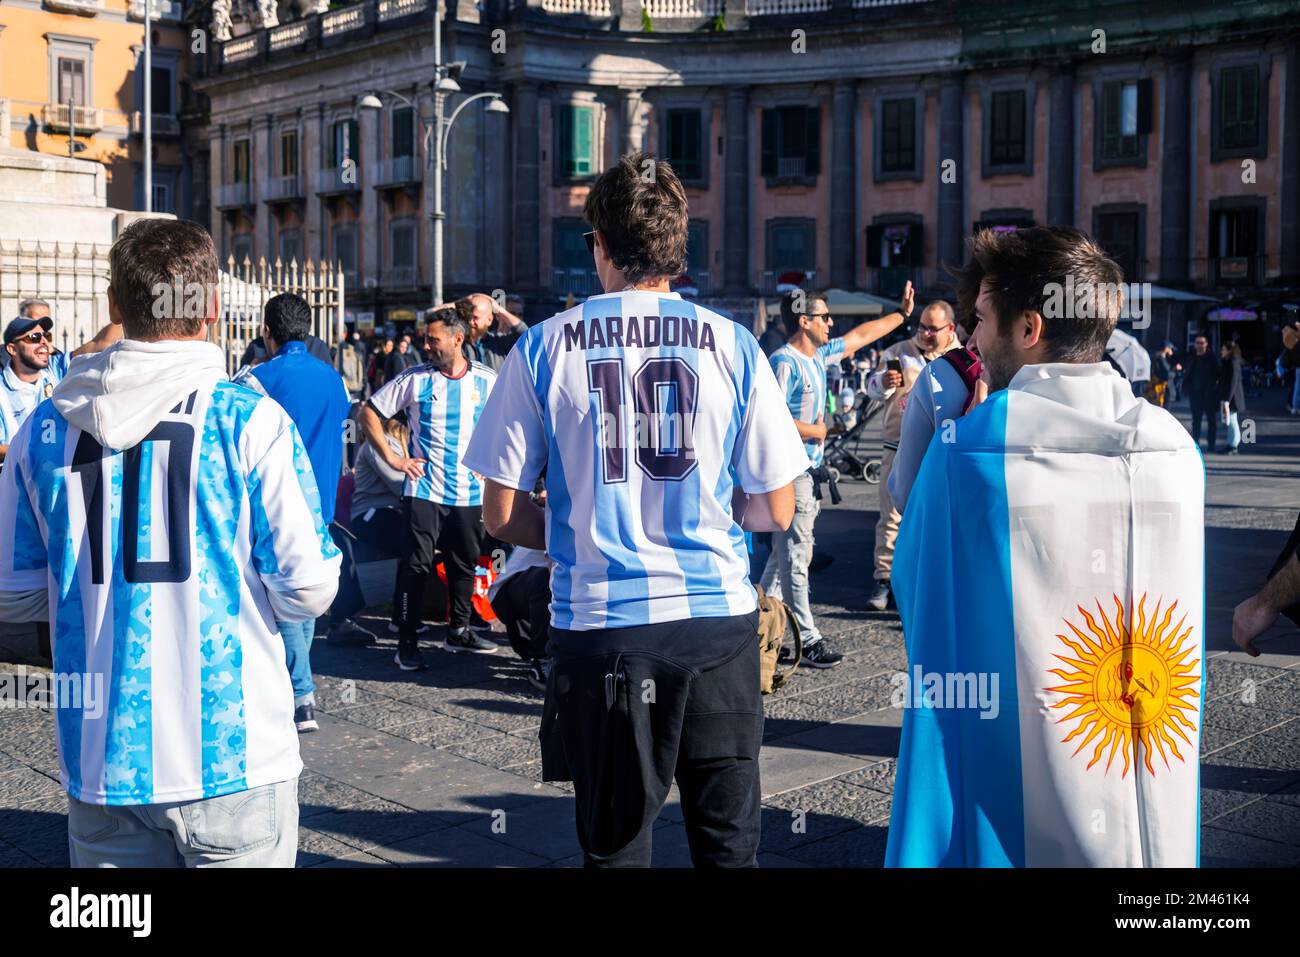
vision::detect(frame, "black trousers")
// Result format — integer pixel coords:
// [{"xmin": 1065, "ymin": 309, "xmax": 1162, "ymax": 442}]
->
[
  {"xmin": 541, "ymin": 612, "xmax": 763, "ymax": 868},
  {"xmin": 1190, "ymin": 393, "xmax": 1218, "ymax": 449},
  {"xmin": 395, "ymin": 497, "xmax": 482, "ymax": 636},
  {"xmin": 490, "ymin": 565, "xmax": 552, "ymax": 661},
  {"xmin": 352, "ymin": 505, "xmax": 405, "ymax": 616}
]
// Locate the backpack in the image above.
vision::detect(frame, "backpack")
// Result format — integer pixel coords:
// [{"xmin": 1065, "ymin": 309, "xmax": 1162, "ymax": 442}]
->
[
  {"xmin": 938, "ymin": 347, "xmax": 984, "ymax": 415},
  {"xmin": 756, "ymin": 586, "xmax": 802, "ymax": 694},
  {"xmin": 341, "ymin": 346, "xmax": 365, "ymax": 394}
]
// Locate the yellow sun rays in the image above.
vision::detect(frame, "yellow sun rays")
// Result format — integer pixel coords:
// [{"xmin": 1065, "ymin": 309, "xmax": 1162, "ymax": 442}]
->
[{"xmin": 1045, "ymin": 594, "xmax": 1200, "ymax": 779}]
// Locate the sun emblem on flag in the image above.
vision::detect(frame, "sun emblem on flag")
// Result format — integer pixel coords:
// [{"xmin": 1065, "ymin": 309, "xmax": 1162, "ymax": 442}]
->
[{"xmin": 1045, "ymin": 594, "xmax": 1200, "ymax": 778}]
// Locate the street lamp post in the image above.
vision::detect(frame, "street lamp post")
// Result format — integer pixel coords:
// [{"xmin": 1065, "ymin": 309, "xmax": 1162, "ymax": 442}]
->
[
  {"xmin": 144, "ymin": 0, "xmax": 152, "ymax": 213},
  {"xmin": 359, "ymin": 9, "xmax": 507, "ymax": 312}
]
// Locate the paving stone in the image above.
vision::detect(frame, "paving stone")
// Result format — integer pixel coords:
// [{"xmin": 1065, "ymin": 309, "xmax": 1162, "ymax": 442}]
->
[
  {"xmin": 311, "ymin": 677, "xmax": 391, "ymax": 714},
  {"xmin": 1200, "ymin": 825, "xmax": 1300, "ymax": 867},
  {"xmin": 329, "ymin": 698, "xmax": 445, "ymax": 733},
  {"xmin": 312, "ymin": 849, "xmax": 390, "ymax": 867},
  {"xmin": 367, "ymin": 824, "xmax": 551, "ymax": 867},
  {"xmin": 296, "ymin": 770, "xmax": 377, "ymax": 819},
  {"xmin": 1204, "ymin": 724, "xmax": 1300, "ymax": 772},
  {"xmin": 0, "ymin": 838, "xmax": 39, "ymax": 867},
  {"xmin": 777, "ymin": 709, "xmax": 902, "ymax": 763},
  {"xmin": 760, "ymin": 740, "xmax": 873, "ymax": 798},
  {"xmin": 305, "ymin": 798, "xmax": 450, "ymax": 853},
  {"xmin": 408, "ymin": 685, "xmax": 545, "ymax": 733},
  {"xmin": 295, "ymin": 827, "xmax": 360, "ymax": 867},
  {"xmin": 782, "ymin": 824, "xmax": 890, "ymax": 867},
  {"xmin": 442, "ymin": 731, "xmax": 542, "ymax": 769},
  {"xmin": 1210, "ymin": 799, "xmax": 1300, "ymax": 847},
  {"xmin": 1205, "ymin": 659, "xmax": 1292, "ymax": 701},
  {"xmin": 1203, "ymin": 702, "xmax": 1294, "ymax": 734},
  {"xmin": 0, "ymin": 769, "xmax": 63, "ymax": 806},
  {"xmin": 841, "ymin": 757, "xmax": 898, "ymax": 794},
  {"xmin": 382, "ymin": 714, "xmax": 499, "ymax": 749},
  {"xmin": 451, "ymin": 794, "xmax": 580, "ymax": 862}
]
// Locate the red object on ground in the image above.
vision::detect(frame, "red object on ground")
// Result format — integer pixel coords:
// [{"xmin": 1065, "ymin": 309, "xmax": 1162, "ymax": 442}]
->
[{"xmin": 436, "ymin": 555, "xmax": 498, "ymax": 622}]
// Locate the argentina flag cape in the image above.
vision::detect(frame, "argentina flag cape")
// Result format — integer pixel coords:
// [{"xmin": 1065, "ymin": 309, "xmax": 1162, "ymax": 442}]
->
[{"xmin": 885, "ymin": 362, "xmax": 1204, "ymax": 867}]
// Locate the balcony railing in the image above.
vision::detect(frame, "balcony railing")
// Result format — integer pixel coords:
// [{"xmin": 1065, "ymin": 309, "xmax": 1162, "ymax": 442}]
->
[
  {"xmin": 322, "ymin": 5, "xmax": 367, "ymax": 37},
  {"xmin": 222, "ymin": 36, "xmax": 260, "ymax": 65},
  {"xmin": 382, "ymin": 267, "xmax": 420, "ymax": 288},
  {"xmin": 266, "ymin": 175, "xmax": 304, "ymax": 202},
  {"xmin": 745, "ymin": 0, "xmax": 830, "ymax": 12},
  {"xmin": 776, "ymin": 156, "xmax": 807, "ymax": 178},
  {"xmin": 374, "ymin": 155, "xmax": 421, "ymax": 187},
  {"xmin": 378, "ymin": 0, "xmax": 429, "ymax": 20},
  {"xmin": 551, "ymin": 268, "xmax": 602, "ymax": 297},
  {"xmin": 269, "ymin": 21, "xmax": 310, "ymax": 52},
  {"xmin": 42, "ymin": 104, "xmax": 103, "ymax": 133},
  {"xmin": 217, "ymin": 183, "xmax": 253, "ymax": 208},
  {"xmin": 44, "ymin": 0, "xmax": 103, "ymax": 14},
  {"xmin": 129, "ymin": 112, "xmax": 181, "ymax": 137},
  {"xmin": 318, "ymin": 166, "xmax": 361, "ymax": 194},
  {"xmin": 541, "ymin": 0, "xmax": 612, "ymax": 14},
  {"xmin": 643, "ymin": 0, "xmax": 723, "ymax": 15}
]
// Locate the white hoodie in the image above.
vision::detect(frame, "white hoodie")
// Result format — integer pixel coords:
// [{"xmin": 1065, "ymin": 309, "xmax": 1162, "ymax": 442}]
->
[{"xmin": 53, "ymin": 338, "xmax": 229, "ymax": 451}]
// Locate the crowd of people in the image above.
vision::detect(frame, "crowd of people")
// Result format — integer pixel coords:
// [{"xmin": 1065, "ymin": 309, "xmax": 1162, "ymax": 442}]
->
[{"xmin": 0, "ymin": 149, "xmax": 1297, "ymax": 870}]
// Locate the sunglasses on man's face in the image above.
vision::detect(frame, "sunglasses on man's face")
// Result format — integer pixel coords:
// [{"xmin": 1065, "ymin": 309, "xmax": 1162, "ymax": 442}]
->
[
  {"xmin": 583, "ymin": 231, "xmax": 596, "ymax": 254},
  {"xmin": 16, "ymin": 331, "xmax": 51, "ymax": 345}
]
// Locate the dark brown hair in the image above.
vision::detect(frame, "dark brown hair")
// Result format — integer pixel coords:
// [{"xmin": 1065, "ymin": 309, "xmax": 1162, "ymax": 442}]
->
[
  {"xmin": 951, "ymin": 226, "xmax": 1123, "ymax": 363},
  {"xmin": 109, "ymin": 219, "xmax": 218, "ymax": 339},
  {"xmin": 583, "ymin": 151, "xmax": 688, "ymax": 285}
]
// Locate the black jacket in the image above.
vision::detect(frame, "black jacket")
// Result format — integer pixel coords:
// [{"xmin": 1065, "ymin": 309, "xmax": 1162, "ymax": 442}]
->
[{"xmin": 1184, "ymin": 351, "xmax": 1221, "ymax": 398}]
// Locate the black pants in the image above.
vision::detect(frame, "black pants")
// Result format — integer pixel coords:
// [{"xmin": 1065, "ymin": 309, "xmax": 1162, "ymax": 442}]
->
[
  {"xmin": 328, "ymin": 523, "xmax": 366, "ymax": 621},
  {"xmin": 1190, "ymin": 393, "xmax": 1217, "ymax": 449},
  {"xmin": 352, "ymin": 505, "xmax": 405, "ymax": 616},
  {"xmin": 396, "ymin": 497, "xmax": 482, "ymax": 636},
  {"xmin": 490, "ymin": 565, "xmax": 551, "ymax": 661},
  {"xmin": 541, "ymin": 612, "xmax": 763, "ymax": 868}
]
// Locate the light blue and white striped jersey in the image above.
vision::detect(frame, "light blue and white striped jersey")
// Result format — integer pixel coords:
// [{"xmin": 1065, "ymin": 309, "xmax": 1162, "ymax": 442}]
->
[
  {"xmin": 0, "ymin": 351, "xmax": 70, "ymax": 445},
  {"xmin": 462, "ymin": 291, "xmax": 809, "ymax": 631},
  {"xmin": 369, "ymin": 361, "xmax": 497, "ymax": 507},
  {"xmin": 0, "ymin": 381, "xmax": 340, "ymax": 806},
  {"xmin": 769, "ymin": 338, "xmax": 845, "ymax": 468}
]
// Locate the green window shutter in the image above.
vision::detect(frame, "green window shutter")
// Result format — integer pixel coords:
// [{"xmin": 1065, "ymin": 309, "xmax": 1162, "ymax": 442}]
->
[
  {"xmin": 805, "ymin": 106, "xmax": 821, "ymax": 176},
  {"xmin": 573, "ymin": 107, "xmax": 594, "ymax": 176},
  {"xmin": 760, "ymin": 109, "xmax": 777, "ymax": 177},
  {"xmin": 347, "ymin": 120, "xmax": 359, "ymax": 167}
]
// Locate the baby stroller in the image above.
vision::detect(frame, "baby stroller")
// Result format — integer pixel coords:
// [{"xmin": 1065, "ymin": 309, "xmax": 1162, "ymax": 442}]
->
[{"xmin": 823, "ymin": 388, "xmax": 886, "ymax": 484}]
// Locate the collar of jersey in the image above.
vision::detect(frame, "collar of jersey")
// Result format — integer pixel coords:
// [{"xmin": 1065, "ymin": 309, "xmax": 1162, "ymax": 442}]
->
[
  {"xmin": 1, "ymin": 361, "xmax": 47, "ymax": 393},
  {"xmin": 275, "ymin": 341, "xmax": 308, "ymax": 358},
  {"xmin": 582, "ymin": 290, "xmax": 683, "ymax": 303}
]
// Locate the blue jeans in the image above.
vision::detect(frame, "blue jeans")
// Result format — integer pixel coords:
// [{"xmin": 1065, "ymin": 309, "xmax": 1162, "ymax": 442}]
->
[
  {"xmin": 277, "ymin": 620, "xmax": 315, "ymax": 700},
  {"xmin": 1292, "ymin": 373, "xmax": 1300, "ymax": 410}
]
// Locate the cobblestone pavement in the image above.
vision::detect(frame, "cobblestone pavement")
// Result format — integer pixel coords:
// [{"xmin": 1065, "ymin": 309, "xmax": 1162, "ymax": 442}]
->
[{"xmin": 1, "ymin": 390, "xmax": 1297, "ymax": 868}]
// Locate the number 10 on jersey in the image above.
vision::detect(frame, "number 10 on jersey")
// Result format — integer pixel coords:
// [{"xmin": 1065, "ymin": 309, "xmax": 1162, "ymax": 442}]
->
[{"xmin": 587, "ymin": 356, "xmax": 699, "ymax": 484}]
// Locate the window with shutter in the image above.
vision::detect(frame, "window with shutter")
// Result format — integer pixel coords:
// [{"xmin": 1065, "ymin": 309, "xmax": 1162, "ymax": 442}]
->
[
  {"xmin": 58, "ymin": 58, "xmax": 86, "ymax": 106},
  {"xmin": 558, "ymin": 106, "xmax": 596, "ymax": 179},
  {"xmin": 989, "ymin": 90, "xmax": 1026, "ymax": 166},
  {"xmin": 1219, "ymin": 65, "xmax": 1261, "ymax": 151},
  {"xmin": 880, "ymin": 99, "xmax": 916, "ymax": 173},
  {"xmin": 665, "ymin": 109, "xmax": 703, "ymax": 182},
  {"xmin": 281, "ymin": 131, "xmax": 298, "ymax": 177},
  {"xmin": 392, "ymin": 108, "xmax": 415, "ymax": 159}
]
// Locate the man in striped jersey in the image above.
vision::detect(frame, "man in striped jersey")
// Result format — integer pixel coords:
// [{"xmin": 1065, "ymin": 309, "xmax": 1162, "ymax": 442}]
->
[
  {"xmin": 761, "ymin": 286, "xmax": 911, "ymax": 667},
  {"xmin": 464, "ymin": 153, "xmax": 808, "ymax": 867},
  {"xmin": 360, "ymin": 309, "xmax": 498, "ymax": 670},
  {"xmin": 0, "ymin": 219, "xmax": 340, "ymax": 867}
]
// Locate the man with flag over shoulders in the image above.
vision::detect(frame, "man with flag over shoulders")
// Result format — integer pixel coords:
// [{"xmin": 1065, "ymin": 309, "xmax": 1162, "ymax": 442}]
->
[
  {"xmin": 359, "ymin": 307, "xmax": 497, "ymax": 671},
  {"xmin": 463, "ymin": 153, "xmax": 808, "ymax": 867},
  {"xmin": 886, "ymin": 226, "xmax": 1203, "ymax": 867},
  {"xmin": 0, "ymin": 219, "xmax": 340, "ymax": 866}
]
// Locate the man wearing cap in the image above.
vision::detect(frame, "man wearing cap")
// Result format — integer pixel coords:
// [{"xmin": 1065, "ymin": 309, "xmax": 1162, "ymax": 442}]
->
[{"xmin": 0, "ymin": 312, "xmax": 119, "ymax": 461}]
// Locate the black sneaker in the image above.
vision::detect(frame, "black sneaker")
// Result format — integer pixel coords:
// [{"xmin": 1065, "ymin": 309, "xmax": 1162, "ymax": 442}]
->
[
  {"xmin": 294, "ymin": 703, "xmax": 319, "ymax": 733},
  {"xmin": 867, "ymin": 580, "xmax": 891, "ymax": 612},
  {"xmin": 527, "ymin": 658, "xmax": 551, "ymax": 691},
  {"xmin": 809, "ymin": 551, "xmax": 835, "ymax": 573},
  {"xmin": 394, "ymin": 639, "xmax": 428, "ymax": 671},
  {"xmin": 799, "ymin": 640, "xmax": 844, "ymax": 669},
  {"xmin": 388, "ymin": 622, "xmax": 434, "ymax": 636},
  {"xmin": 330, "ymin": 618, "xmax": 377, "ymax": 644},
  {"xmin": 444, "ymin": 629, "xmax": 499, "ymax": 654}
]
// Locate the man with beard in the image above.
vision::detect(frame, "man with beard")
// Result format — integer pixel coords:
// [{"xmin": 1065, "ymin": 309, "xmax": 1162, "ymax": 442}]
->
[{"xmin": 456, "ymin": 293, "xmax": 527, "ymax": 373}]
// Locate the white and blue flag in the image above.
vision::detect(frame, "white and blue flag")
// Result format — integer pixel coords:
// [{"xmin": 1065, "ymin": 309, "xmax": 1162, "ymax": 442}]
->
[
  {"xmin": 886, "ymin": 362, "xmax": 1204, "ymax": 867},
  {"xmin": 463, "ymin": 291, "xmax": 808, "ymax": 631}
]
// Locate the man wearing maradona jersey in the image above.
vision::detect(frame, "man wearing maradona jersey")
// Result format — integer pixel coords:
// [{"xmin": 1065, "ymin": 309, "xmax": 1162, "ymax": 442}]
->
[
  {"xmin": 361, "ymin": 308, "xmax": 497, "ymax": 670},
  {"xmin": 464, "ymin": 153, "xmax": 808, "ymax": 867},
  {"xmin": 761, "ymin": 286, "xmax": 911, "ymax": 668},
  {"xmin": 0, "ymin": 220, "xmax": 340, "ymax": 867}
]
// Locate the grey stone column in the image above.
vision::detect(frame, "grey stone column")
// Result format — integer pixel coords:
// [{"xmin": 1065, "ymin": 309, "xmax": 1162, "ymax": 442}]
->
[
  {"xmin": 723, "ymin": 85, "xmax": 750, "ymax": 296},
  {"xmin": 620, "ymin": 88, "xmax": 645, "ymax": 156},
  {"xmin": 1159, "ymin": 52, "xmax": 1193, "ymax": 285},
  {"xmin": 936, "ymin": 73, "xmax": 965, "ymax": 272},
  {"xmin": 254, "ymin": 115, "xmax": 272, "ymax": 263},
  {"xmin": 512, "ymin": 81, "xmax": 541, "ymax": 291},
  {"xmin": 359, "ymin": 103, "xmax": 380, "ymax": 286},
  {"xmin": 830, "ymin": 80, "xmax": 857, "ymax": 289},
  {"xmin": 1281, "ymin": 39, "xmax": 1300, "ymax": 282},
  {"xmin": 209, "ymin": 124, "xmax": 226, "ymax": 263},
  {"xmin": 1046, "ymin": 67, "xmax": 1075, "ymax": 227},
  {"xmin": 304, "ymin": 105, "xmax": 325, "ymax": 263}
]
